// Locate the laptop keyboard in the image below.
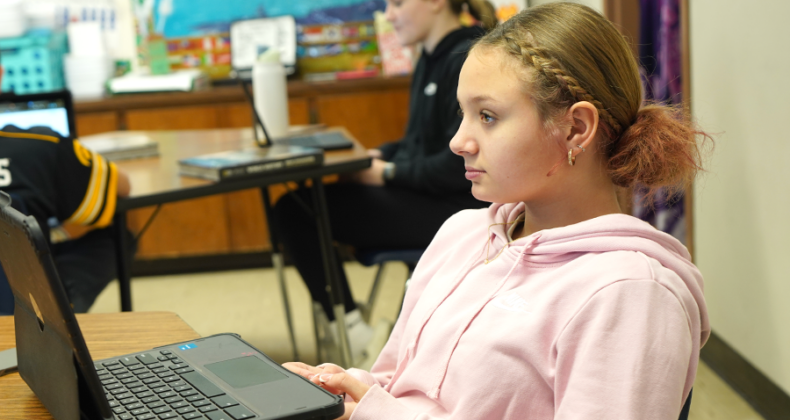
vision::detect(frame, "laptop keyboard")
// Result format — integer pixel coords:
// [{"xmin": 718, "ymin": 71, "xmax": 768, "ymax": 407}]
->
[{"xmin": 95, "ymin": 350, "xmax": 256, "ymax": 420}]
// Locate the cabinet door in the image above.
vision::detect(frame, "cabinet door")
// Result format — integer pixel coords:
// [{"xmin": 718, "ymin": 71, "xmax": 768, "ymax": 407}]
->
[{"xmin": 316, "ymin": 90, "xmax": 410, "ymax": 149}]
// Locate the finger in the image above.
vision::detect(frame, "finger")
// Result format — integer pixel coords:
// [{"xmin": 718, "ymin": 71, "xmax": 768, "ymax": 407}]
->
[
  {"xmin": 317, "ymin": 372, "xmax": 371, "ymax": 403},
  {"xmin": 282, "ymin": 362, "xmax": 323, "ymax": 378},
  {"xmin": 315, "ymin": 363, "xmax": 346, "ymax": 374}
]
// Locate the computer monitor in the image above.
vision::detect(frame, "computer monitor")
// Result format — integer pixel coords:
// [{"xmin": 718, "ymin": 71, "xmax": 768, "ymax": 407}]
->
[{"xmin": 0, "ymin": 90, "xmax": 76, "ymax": 138}]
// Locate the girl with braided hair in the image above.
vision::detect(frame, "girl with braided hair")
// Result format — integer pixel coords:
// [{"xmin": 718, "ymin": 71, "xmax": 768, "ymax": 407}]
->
[{"xmin": 285, "ymin": 3, "xmax": 711, "ymax": 419}]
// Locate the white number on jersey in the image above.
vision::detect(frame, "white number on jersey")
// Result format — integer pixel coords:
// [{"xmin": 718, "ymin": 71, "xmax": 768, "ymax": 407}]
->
[{"xmin": 0, "ymin": 159, "xmax": 10, "ymax": 187}]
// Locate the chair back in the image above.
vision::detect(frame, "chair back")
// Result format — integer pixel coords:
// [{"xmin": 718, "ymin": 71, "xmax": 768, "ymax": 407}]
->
[{"xmin": 0, "ymin": 192, "xmax": 28, "ymax": 315}]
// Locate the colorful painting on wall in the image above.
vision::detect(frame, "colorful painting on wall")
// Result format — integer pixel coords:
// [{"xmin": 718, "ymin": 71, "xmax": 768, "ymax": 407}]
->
[{"xmin": 132, "ymin": 0, "xmax": 386, "ymax": 79}]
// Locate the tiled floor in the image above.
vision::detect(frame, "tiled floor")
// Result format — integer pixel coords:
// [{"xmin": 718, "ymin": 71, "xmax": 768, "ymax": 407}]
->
[{"xmin": 90, "ymin": 262, "xmax": 764, "ymax": 419}]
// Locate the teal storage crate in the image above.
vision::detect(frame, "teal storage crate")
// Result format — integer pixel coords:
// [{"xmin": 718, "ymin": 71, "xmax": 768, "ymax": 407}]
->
[{"xmin": 0, "ymin": 30, "xmax": 67, "ymax": 94}]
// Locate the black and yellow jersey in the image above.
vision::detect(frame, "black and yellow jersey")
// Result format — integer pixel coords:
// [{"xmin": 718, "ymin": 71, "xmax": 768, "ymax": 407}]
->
[{"xmin": 0, "ymin": 125, "xmax": 119, "ymax": 231}]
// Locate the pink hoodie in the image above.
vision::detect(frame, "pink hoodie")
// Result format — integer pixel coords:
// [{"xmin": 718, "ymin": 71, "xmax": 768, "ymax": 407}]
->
[{"xmin": 346, "ymin": 202, "xmax": 710, "ymax": 419}]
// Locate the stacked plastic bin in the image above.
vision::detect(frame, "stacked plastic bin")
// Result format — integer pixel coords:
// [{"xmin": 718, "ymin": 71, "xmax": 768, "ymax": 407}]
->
[{"xmin": 0, "ymin": 31, "xmax": 68, "ymax": 94}]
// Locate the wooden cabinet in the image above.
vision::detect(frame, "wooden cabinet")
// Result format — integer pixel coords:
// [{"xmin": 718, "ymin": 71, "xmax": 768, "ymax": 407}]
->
[{"xmin": 74, "ymin": 77, "xmax": 411, "ymax": 264}]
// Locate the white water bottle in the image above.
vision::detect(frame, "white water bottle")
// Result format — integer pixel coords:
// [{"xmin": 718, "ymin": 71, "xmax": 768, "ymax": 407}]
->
[{"xmin": 252, "ymin": 49, "xmax": 289, "ymax": 140}]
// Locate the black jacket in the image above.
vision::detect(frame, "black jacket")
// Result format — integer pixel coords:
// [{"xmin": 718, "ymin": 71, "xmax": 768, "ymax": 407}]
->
[{"xmin": 380, "ymin": 26, "xmax": 485, "ymax": 195}]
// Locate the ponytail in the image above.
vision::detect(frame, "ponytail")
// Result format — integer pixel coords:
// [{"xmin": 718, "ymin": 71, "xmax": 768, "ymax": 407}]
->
[
  {"xmin": 450, "ymin": 0, "xmax": 498, "ymax": 29},
  {"xmin": 608, "ymin": 103, "xmax": 711, "ymax": 196}
]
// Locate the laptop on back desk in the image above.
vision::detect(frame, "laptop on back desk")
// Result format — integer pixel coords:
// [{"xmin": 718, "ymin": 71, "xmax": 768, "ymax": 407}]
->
[{"xmin": 0, "ymin": 191, "xmax": 343, "ymax": 420}]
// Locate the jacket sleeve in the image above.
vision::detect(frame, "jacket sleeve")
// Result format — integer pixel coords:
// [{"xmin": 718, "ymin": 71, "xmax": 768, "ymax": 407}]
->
[
  {"xmin": 385, "ymin": 55, "xmax": 469, "ymax": 194},
  {"xmin": 57, "ymin": 138, "xmax": 119, "ymax": 228},
  {"xmin": 553, "ymin": 279, "xmax": 694, "ymax": 420},
  {"xmin": 378, "ymin": 141, "xmax": 401, "ymax": 161}
]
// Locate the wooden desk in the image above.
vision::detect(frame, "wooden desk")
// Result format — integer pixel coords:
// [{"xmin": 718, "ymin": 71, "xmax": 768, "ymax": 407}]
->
[
  {"xmin": 0, "ymin": 312, "xmax": 200, "ymax": 420},
  {"xmin": 107, "ymin": 128, "xmax": 367, "ymax": 365}
]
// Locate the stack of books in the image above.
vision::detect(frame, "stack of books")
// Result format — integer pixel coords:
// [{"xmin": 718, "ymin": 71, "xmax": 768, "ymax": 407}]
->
[{"xmin": 80, "ymin": 132, "xmax": 159, "ymax": 161}]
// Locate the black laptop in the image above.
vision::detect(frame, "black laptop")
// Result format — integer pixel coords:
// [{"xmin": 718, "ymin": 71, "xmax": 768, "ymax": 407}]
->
[
  {"xmin": 0, "ymin": 90, "xmax": 77, "ymax": 137},
  {"xmin": 0, "ymin": 191, "xmax": 344, "ymax": 420}
]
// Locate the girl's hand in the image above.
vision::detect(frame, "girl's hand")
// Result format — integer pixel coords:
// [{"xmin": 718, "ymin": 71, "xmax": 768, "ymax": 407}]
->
[
  {"xmin": 348, "ymin": 158, "xmax": 387, "ymax": 186},
  {"xmin": 282, "ymin": 362, "xmax": 371, "ymax": 420}
]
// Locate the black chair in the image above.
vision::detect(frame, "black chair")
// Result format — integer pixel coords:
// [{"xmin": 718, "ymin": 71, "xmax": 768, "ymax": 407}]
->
[
  {"xmin": 0, "ymin": 192, "xmax": 27, "ymax": 315},
  {"xmin": 354, "ymin": 248, "xmax": 423, "ymax": 322},
  {"xmin": 679, "ymin": 388, "xmax": 693, "ymax": 420}
]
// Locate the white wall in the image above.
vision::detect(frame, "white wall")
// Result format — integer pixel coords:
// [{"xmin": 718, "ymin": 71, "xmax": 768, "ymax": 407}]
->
[{"xmin": 692, "ymin": 0, "xmax": 790, "ymax": 394}]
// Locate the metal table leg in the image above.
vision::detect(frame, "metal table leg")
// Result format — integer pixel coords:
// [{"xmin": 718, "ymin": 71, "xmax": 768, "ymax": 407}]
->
[
  {"xmin": 114, "ymin": 211, "xmax": 133, "ymax": 312},
  {"xmin": 310, "ymin": 178, "xmax": 352, "ymax": 367},
  {"xmin": 260, "ymin": 187, "xmax": 300, "ymax": 362}
]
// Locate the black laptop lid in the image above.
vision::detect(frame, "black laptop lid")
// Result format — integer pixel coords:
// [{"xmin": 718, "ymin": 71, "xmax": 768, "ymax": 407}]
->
[{"xmin": 0, "ymin": 192, "xmax": 111, "ymax": 420}]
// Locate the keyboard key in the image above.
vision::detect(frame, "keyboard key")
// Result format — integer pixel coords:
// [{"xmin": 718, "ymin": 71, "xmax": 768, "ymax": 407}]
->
[
  {"xmin": 181, "ymin": 372, "xmax": 225, "ymax": 398},
  {"xmin": 130, "ymin": 408, "xmax": 150, "ymax": 416},
  {"xmin": 112, "ymin": 406, "xmax": 126, "ymax": 415},
  {"xmin": 137, "ymin": 372, "xmax": 155, "ymax": 380},
  {"xmin": 131, "ymin": 386, "xmax": 149, "ymax": 394},
  {"xmin": 225, "ymin": 406, "xmax": 256, "ymax": 420},
  {"xmin": 157, "ymin": 356, "xmax": 170, "ymax": 362},
  {"xmin": 126, "ymin": 403, "xmax": 144, "ymax": 410},
  {"xmin": 175, "ymin": 367, "xmax": 195, "ymax": 375},
  {"xmin": 138, "ymin": 391, "xmax": 155, "ymax": 399},
  {"xmin": 192, "ymin": 400, "xmax": 211, "ymax": 407},
  {"xmin": 152, "ymin": 406, "xmax": 172, "ymax": 414},
  {"xmin": 136, "ymin": 414, "xmax": 155, "ymax": 420},
  {"xmin": 169, "ymin": 357, "xmax": 183, "ymax": 364},
  {"xmin": 109, "ymin": 400, "xmax": 120, "ymax": 408},
  {"xmin": 99, "ymin": 374, "xmax": 113, "ymax": 381},
  {"xmin": 183, "ymin": 413, "xmax": 204, "ymax": 419},
  {"xmin": 153, "ymin": 386, "xmax": 171, "ymax": 393},
  {"xmin": 163, "ymin": 376, "xmax": 181, "ymax": 383},
  {"xmin": 173, "ymin": 385, "xmax": 191, "ymax": 393},
  {"xmin": 156, "ymin": 370, "xmax": 173, "ymax": 377},
  {"xmin": 180, "ymin": 390, "xmax": 198, "ymax": 397},
  {"xmin": 116, "ymin": 393, "xmax": 134, "ymax": 400},
  {"xmin": 102, "ymin": 361, "xmax": 121, "ymax": 367},
  {"xmin": 142, "ymin": 396, "xmax": 160, "ymax": 404},
  {"xmin": 206, "ymin": 411, "xmax": 232, "ymax": 420},
  {"xmin": 106, "ymin": 383, "xmax": 123, "ymax": 391},
  {"xmin": 122, "ymin": 377, "xmax": 141, "ymax": 384},
  {"xmin": 119, "ymin": 397, "xmax": 138, "ymax": 405},
  {"xmin": 198, "ymin": 405, "xmax": 218, "ymax": 413},
  {"xmin": 119, "ymin": 356, "xmax": 140, "ymax": 367},
  {"xmin": 177, "ymin": 406, "xmax": 196, "ymax": 415},
  {"xmin": 160, "ymin": 350, "xmax": 172, "ymax": 355},
  {"xmin": 147, "ymin": 363, "xmax": 163, "ymax": 370},
  {"xmin": 186, "ymin": 395, "xmax": 204, "ymax": 402},
  {"xmin": 159, "ymin": 391, "xmax": 177, "ymax": 399},
  {"xmin": 136, "ymin": 353, "xmax": 158, "ymax": 365},
  {"xmin": 159, "ymin": 412, "xmax": 179, "ymax": 419},
  {"xmin": 210, "ymin": 396, "xmax": 239, "ymax": 409},
  {"xmin": 116, "ymin": 373, "xmax": 134, "ymax": 380},
  {"xmin": 128, "ymin": 364, "xmax": 146, "ymax": 371},
  {"xmin": 164, "ymin": 396, "xmax": 183, "ymax": 404},
  {"xmin": 107, "ymin": 364, "xmax": 125, "ymax": 371},
  {"xmin": 170, "ymin": 401, "xmax": 189, "ymax": 409},
  {"xmin": 169, "ymin": 380, "xmax": 187, "ymax": 388},
  {"xmin": 143, "ymin": 378, "xmax": 162, "ymax": 385},
  {"xmin": 118, "ymin": 413, "xmax": 134, "ymax": 420},
  {"xmin": 170, "ymin": 364, "xmax": 187, "ymax": 370},
  {"xmin": 111, "ymin": 388, "xmax": 129, "ymax": 395}
]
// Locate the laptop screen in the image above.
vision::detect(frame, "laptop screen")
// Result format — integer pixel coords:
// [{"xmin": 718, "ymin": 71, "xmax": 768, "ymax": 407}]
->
[{"xmin": 0, "ymin": 91, "xmax": 75, "ymax": 138}]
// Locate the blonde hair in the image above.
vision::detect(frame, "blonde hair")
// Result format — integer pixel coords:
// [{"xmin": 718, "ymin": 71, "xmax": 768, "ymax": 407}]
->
[
  {"xmin": 474, "ymin": 2, "xmax": 709, "ymax": 193},
  {"xmin": 450, "ymin": 0, "xmax": 497, "ymax": 29}
]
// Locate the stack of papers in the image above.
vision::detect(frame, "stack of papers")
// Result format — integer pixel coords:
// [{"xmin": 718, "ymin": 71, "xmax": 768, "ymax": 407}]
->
[{"xmin": 80, "ymin": 132, "xmax": 159, "ymax": 161}]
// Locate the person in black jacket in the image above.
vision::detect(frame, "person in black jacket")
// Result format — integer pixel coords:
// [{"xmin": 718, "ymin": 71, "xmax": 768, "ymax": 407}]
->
[
  {"xmin": 273, "ymin": 0, "xmax": 496, "ymax": 359},
  {"xmin": 0, "ymin": 62, "xmax": 132, "ymax": 314}
]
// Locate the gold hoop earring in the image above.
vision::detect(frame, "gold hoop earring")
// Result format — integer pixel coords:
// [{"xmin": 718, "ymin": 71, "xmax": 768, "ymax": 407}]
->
[{"xmin": 567, "ymin": 145, "xmax": 585, "ymax": 166}]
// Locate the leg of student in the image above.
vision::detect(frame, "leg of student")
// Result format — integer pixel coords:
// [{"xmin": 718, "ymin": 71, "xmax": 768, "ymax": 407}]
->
[
  {"xmin": 272, "ymin": 183, "xmax": 484, "ymax": 321},
  {"xmin": 51, "ymin": 227, "xmax": 136, "ymax": 313}
]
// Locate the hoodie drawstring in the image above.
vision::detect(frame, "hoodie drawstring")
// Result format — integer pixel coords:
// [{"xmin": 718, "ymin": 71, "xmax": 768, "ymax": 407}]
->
[{"xmin": 426, "ymin": 235, "xmax": 539, "ymax": 399}]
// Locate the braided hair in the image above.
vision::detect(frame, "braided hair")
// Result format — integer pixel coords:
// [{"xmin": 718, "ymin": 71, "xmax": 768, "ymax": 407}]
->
[{"xmin": 474, "ymin": 3, "xmax": 710, "ymax": 194}]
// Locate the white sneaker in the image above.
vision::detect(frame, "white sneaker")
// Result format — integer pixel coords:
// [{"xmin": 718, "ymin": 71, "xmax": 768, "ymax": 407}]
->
[{"xmin": 329, "ymin": 309, "xmax": 374, "ymax": 365}]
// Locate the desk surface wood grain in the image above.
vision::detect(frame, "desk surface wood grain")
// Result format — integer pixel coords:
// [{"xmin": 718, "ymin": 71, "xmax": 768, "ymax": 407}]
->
[{"xmin": 0, "ymin": 311, "xmax": 200, "ymax": 420}]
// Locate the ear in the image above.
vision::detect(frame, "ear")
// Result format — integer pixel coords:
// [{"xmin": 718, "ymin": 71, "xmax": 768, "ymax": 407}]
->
[{"xmin": 564, "ymin": 101, "xmax": 599, "ymax": 160}]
